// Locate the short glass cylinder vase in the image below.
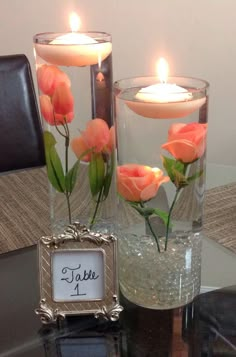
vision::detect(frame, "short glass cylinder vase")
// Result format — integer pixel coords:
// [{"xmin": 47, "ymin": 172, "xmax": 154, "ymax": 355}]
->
[
  {"xmin": 114, "ymin": 76, "xmax": 209, "ymax": 309},
  {"xmin": 33, "ymin": 32, "xmax": 117, "ymax": 234}
]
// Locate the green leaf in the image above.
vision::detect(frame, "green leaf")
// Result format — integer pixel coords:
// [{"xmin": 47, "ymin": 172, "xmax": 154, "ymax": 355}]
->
[
  {"xmin": 129, "ymin": 203, "xmax": 169, "ymax": 226},
  {"xmin": 152, "ymin": 208, "xmax": 169, "ymax": 226},
  {"xmin": 187, "ymin": 169, "xmax": 204, "ymax": 183},
  {"xmin": 65, "ymin": 160, "xmax": 80, "ymax": 194},
  {"xmin": 47, "ymin": 146, "xmax": 65, "ymax": 192},
  {"xmin": 103, "ymin": 151, "xmax": 115, "ymax": 199},
  {"xmin": 44, "ymin": 130, "xmax": 57, "ymax": 147},
  {"xmin": 174, "ymin": 160, "xmax": 185, "ymax": 175},
  {"xmin": 89, "ymin": 153, "xmax": 105, "ymax": 197},
  {"xmin": 161, "ymin": 155, "xmax": 176, "ymax": 181},
  {"xmin": 129, "ymin": 204, "xmax": 155, "ymax": 218},
  {"xmin": 172, "ymin": 168, "xmax": 188, "ymax": 188},
  {"xmin": 162, "ymin": 155, "xmax": 188, "ymax": 188},
  {"xmin": 43, "ymin": 131, "xmax": 65, "ymax": 193}
]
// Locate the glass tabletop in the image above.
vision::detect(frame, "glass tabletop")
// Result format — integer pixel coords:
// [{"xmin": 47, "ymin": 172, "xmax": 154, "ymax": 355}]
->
[
  {"xmin": 201, "ymin": 163, "xmax": 236, "ymax": 290},
  {"xmin": 0, "ymin": 245, "xmax": 236, "ymax": 356}
]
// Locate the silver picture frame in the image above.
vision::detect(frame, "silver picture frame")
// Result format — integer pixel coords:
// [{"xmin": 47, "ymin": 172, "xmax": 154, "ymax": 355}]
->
[{"xmin": 35, "ymin": 222, "xmax": 123, "ymax": 324}]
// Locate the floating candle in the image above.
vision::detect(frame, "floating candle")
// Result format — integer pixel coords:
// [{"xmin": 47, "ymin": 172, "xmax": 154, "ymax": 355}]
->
[
  {"xmin": 34, "ymin": 13, "xmax": 112, "ymax": 67},
  {"xmin": 126, "ymin": 58, "xmax": 206, "ymax": 119}
]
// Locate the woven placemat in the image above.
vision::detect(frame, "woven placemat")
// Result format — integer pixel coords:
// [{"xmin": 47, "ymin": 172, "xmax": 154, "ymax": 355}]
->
[
  {"xmin": 203, "ymin": 182, "xmax": 236, "ymax": 254},
  {"xmin": 0, "ymin": 167, "xmax": 50, "ymax": 253},
  {"xmin": 0, "ymin": 168, "xmax": 235, "ymax": 255}
]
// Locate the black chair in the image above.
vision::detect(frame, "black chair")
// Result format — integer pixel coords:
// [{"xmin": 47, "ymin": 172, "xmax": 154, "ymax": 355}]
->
[{"xmin": 0, "ymin": 54, "xmax": 45, "ymax": 173}]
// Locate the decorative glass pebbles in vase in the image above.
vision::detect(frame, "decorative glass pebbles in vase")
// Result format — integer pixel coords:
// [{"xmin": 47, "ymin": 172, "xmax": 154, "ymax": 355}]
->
[
  {"xmin": 114, "ymin": 66, "xmax": 209, "ymax": 309},
  {"xmin": 33, "ymin": 31, "xmax": 117, "ymax": 234}
]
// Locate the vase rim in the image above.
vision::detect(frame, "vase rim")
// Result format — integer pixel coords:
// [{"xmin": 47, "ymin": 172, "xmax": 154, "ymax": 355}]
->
[{"xmin": 114, "ymin": 75, "xmax": 209, "ymax": 91}]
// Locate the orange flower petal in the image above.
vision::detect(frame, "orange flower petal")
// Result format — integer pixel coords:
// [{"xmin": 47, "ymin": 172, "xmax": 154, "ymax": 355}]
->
[
  {"xmin": 117, "ymin": 164, "xmax": 169, "ymax": 202},
  {"xmin": 83, "ymin": 118, "xmax": 110, "ymax": 153},
  {"xmin": 52, "ymin": 83, "xmax": 74, "ymax": 116},
  {"xmin": 71, "ymin": 136, "xmax": 91, "ymax": 162},
  {"xmin": 37, "ymin": 64, "xmax": 71, "ymax": 96},
  {"xmin": 162, "ymin": 139, "xmax": 198, "ymax": 163}
]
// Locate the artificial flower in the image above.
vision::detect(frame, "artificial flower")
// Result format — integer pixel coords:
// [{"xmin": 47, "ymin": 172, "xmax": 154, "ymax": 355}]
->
[
  {"xmin": 39, "ymin": 94, "xmax": 73, "ymax": 126},
  {"xmin": 37, "ymin": 64, "xmax": 71, "ymax": 96},
  {"xmin": 51, "ymin": 82, "xmax": 74, "ymax": 116},
  {"xmin": 161, "ymin": 122, "xmax": 207, "ymax": 163},
  {"xmin": 117, "ymin": 164, "xmax": 169, "ymax": 202},
  {"xmin": 71, "ymin": 119, "xmax": 115, "ymax": 161}
]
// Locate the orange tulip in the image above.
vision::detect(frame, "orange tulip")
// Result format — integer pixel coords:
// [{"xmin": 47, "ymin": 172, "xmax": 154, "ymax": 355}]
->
[
  {"xmin": 82, "ymin": 118, "xmax": 110, "ymax": 153},
  {"xmin": 39, "ymin": 94, "xmax": 73, "ymax": 126},
  {"xmin": 162, "ymin": 122, "xmax": 207, "ymax": 163},
  {"xmin": 71, "ymin": 136, "xmax": 91, "ymax": 162},
  {"xmin": 52, "ymin": 83, "xmax": 74, "ymax": 116},
  {"xmin": 106, "ymin": 126, "xmax": 116, "ymax": 153},
  {"xmin": 71, "ymin": 119, "xmax": 113, "ymax": 161},
  {"xmin": 37, "ymin": 64, "xmax": 71, "ymax": 96},
  {"xmin": 117, "ymin": 164, "xmax": 169, "ymax": 202}
]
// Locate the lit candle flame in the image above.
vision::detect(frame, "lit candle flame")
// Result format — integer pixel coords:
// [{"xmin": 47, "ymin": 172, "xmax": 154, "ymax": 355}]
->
[
  {"xmin": 69, "ymin": 12, "xmax": 81, "ymax": 32},
  {"xmin": 157, "ymin": 58, "xmax": 169, "ymax": 84}
]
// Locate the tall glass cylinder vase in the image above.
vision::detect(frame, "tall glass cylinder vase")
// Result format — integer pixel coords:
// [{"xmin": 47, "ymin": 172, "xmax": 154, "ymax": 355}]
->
[
  {"xmin": 114, "ymin": 76, "xmax": 209, "ymax": 309},
  {"xmin": 33, "ymin": 32, "xmax": 117, "ymax": 234}
]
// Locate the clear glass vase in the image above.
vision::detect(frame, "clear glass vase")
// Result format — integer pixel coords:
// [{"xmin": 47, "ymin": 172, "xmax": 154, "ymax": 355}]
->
[
  {"xmin": 114, "ymin": 76, "xmax": 209, "ymax": 309},
  {"xmin": 33, "ymin": 32, "xmax": 117, "ymax": 234}
]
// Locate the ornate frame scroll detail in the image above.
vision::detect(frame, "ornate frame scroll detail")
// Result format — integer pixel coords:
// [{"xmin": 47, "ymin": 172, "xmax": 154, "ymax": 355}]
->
[
  {"xmin": 35, "ymin": 299, "xmax": 65, "ymax": 324},
  {"xmin": 41, "ymin": 222, "xmax": 116, "ymax": 248},
  {"xmin": 94, "ymin": 295, "xmax": 124, "ymax": 322},
  {"xmin": 36, "ymin": 222, "xmax": 123, "ymax": 324}
]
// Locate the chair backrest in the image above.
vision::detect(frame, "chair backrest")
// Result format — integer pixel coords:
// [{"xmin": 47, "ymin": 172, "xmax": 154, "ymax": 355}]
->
[{"xmin": 0, "ymin": 54, "xmax": 45, "ymax": 173}]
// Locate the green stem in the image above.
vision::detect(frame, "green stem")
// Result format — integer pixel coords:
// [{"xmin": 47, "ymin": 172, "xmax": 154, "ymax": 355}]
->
[
  {"xmin": 61, "ymin": 118, "xmax": 71, "ymax": 224},
  {"xmin": 90, "ymin": 186, "xmax": 104, "ymax": 229},
  {"xmin": 65, "ymin": 192, "xmax": 72, "ymax": 224},
  {"xmin": 145, "ymin": 216, "xmax": 161, "ymax": 253},
  {"xmin": 140, "ymin": 202, "xmax": 161, "ymax": 252},
  {"xmin": 165, "ymin": 188, "xmax": 181, "ymax": 251}
]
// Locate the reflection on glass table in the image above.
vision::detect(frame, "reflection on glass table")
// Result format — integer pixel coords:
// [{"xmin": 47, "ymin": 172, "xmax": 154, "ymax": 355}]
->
[{"xmin": 0, "ymin": 244, "xmax": 236, "ymax": 356}]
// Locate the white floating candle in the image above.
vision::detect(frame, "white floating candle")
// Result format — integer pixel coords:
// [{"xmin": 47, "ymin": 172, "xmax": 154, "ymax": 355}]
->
[
  {"xmin": 126, "ymin": 58, "xmax": 206, "ymax": 119},
  {"xmin": 34, "ymin": 13, "xmax": 112, "ymax": 67}
]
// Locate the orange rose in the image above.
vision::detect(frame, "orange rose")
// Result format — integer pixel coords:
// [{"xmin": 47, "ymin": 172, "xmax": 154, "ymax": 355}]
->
[
  {"xmin": 162, "ymin": 122, "xmax": 207, "ymax": 163},
  {"xmin": 71, "ymin": 119, "xmax": 114, "ymax": 161},
  {"xmin": 37, "ymin": 64, "xmax": 71, "ymax": 96},
  {"xmin": 117, "ymin": 164, "xmax": 169, "ymax": 202}
]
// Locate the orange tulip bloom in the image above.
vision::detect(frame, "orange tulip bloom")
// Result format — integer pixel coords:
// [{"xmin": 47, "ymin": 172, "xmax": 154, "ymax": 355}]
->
[
  {"xmin": 71, "ymin": 136, "xmax": 91, "ymax": 162},
  {"xmin": 39, "ymin": 94, "xmax": 73, "ymax": 126},
  {"xmin": 82, "ymin": 118, "xmax": 110, "ymax": 153},
  {"xmin": 71, "ymin": 119, "xmax": 113, "ymax": 161},
  {"xmin": 52, "ymin": 83, "xmax": 74, "ymax": 116},
  {"xmin": 37, "ymin": 64, "xmax": 71, "ymax": 96}
]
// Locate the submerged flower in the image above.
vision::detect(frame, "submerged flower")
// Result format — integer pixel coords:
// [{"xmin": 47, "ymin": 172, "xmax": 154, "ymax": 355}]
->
[
  {"xmin": 117, "ymin": 164, "xmax": 169, "ymax": 202},
  {"xmin": 37, "ymin": 64, "xmax": 71, "ymax": 96},
  {"xmin": 39, "ymin": 94, "xmax": 73, "ymax": 126},
  {"xmin": 71, "ymin": 136, "xmax": 90, "ymax": 162},
  {"xmin": 52, "ymin": 82, "xmax": 74, "ymax": 116},
  {"xmin": 82, "ymin": 118, "xmax": 110, "ymax": 153},
  {"xmin": 71, "ymin": 119, "xmax": 115, "ymax": 161},
  {"xmin": 162, "ymin": 122, "xmax": 207, "ymax": 163}
]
